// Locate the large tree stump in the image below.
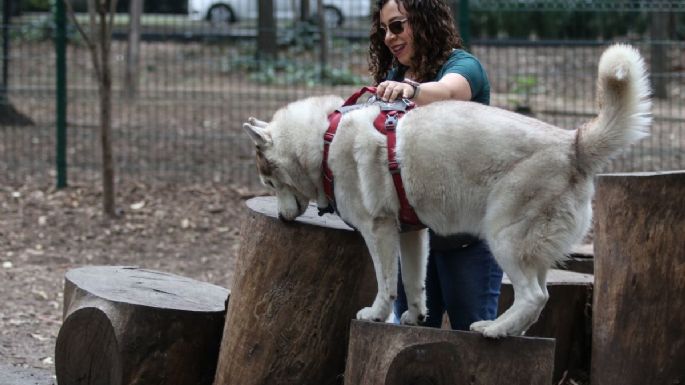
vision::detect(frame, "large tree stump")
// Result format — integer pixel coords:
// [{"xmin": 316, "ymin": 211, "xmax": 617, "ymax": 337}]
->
[
  {"xmin": 499, "ymin": 269, "xmax": 593, "ymax": 383},
  {"xmin": 213, "ymin": 197, "xmax": 376, "ymax": 385},
  {"xmin": 344, "ymin": 320, "xmax": 555, "ymax": 385},
  {"xmin": 55, "ymin": 266, "xmax": 229, "ymax": 385},
  {"xmin": 592, "ymin": 171, "xmax": 685, "ymax": 385}
]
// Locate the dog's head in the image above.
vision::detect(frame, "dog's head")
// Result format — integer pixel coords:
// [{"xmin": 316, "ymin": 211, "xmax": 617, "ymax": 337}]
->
[
  {"xmin": 243, "ymin": 96, "xmax": 343, "ymax": 222},
  {"xmin": 243, "ymin": 116, "xmax": 310, "ymax": 222}
]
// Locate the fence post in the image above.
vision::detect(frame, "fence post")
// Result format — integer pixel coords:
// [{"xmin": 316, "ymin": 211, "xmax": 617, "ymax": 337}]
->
[{"xmin": 55, "ymin": 0, "xmax": 67, "ymax": 188}]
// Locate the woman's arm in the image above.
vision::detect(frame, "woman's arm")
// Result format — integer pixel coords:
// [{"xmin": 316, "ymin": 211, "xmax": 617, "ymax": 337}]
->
[{"xmin": 376, "ymin": 73, "xmax": 472, "ymax": 106}]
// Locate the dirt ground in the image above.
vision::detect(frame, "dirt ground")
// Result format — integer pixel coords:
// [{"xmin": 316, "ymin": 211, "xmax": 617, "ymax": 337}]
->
[{"xmin": 0, "ymin": 179, "xmax": 262, "ymax": 382}]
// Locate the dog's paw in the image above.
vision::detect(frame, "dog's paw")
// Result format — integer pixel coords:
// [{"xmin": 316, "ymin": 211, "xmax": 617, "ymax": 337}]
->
[
  {"xmin": 481, "ymin": 323, "xmax": 512, "ymax": 339},
  {"xmin": 356, "ymin": 307, "xmax": 385, "ymax": 322},
  {"xmin": 473, "ymin": 320, "xmax": 526, "ymax": 339},
  {"xmin": 469, "ymin": 320, "xmax": 495, "ymax": 333},
  {"xmin": 400, "ymin": 310, "xmax": 425, "ymax": 326}
]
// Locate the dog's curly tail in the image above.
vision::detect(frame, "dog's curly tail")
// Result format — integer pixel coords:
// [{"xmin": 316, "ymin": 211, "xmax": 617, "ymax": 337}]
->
[{"xmin": 576, "ymin": 44, "xmax": 652, "ymax": 174}]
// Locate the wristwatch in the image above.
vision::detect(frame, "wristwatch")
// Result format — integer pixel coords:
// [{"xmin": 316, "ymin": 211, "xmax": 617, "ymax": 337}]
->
[{"xmin": 402, "ymin": 78, "xmax": 421, "ymax": 100}]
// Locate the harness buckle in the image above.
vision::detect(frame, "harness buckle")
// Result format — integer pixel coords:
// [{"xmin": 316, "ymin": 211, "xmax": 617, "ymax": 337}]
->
[{"xmin": 385, "ymin": 113, "xmax": 398, "ymax": 131}]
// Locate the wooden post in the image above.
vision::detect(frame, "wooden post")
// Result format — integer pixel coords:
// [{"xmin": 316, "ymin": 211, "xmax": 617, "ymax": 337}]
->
[
  {"xmin": 592, "ymin": 171, "xmax": 685, "ymax": 385},
  {"xmin": 213, "ymin": 197, "xmax": 376, "ymax": 385},
  {"xmin": 344, "ymin": 320, "xmax": 555, "ymax": 385},
  {"xmin": 55, "ymin": 266, "xmax": 229, "ymax": 385},
  {"xmin": 499, "ymin": 269, "xmax": 593, "ymax": 383}
]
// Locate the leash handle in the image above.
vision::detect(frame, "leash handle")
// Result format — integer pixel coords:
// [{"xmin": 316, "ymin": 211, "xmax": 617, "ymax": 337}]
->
[{"xmin": 342, "ymin": 86, "xmax": 378, "ymax": 107}]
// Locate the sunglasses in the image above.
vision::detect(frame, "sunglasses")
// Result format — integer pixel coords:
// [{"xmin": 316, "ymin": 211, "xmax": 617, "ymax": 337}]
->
[{"xmin": 379, "ymin": 19, "xmax": 408, "ymax": 37}]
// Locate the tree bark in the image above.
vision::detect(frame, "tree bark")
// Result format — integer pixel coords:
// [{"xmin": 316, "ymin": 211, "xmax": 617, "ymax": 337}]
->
[
  {"xmin": 344, "ymin": 320, "xmax": 555, "ymax": 385},
  {"xmin": 592, "ymin": 171, "xmax": 685, "ymax": 385},
  {"xmin": 213, "ymin": 196, "xmax": 376, "ymax": 385},
  {"xmin": 55, "ymin": 266, "xmax": 229, "ymax": 385},
  {"xmin": 499, "ymin": 269, "xmax": 593, "ymax": 383}
]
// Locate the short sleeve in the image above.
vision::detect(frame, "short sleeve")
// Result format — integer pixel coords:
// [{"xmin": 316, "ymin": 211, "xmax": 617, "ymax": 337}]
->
[{"xmin": 437, "ymin": 50, "xmax": 490, "ymax": 104}]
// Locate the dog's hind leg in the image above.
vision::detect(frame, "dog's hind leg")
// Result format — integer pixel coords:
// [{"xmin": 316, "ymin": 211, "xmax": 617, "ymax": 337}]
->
[
  {"xmin": 398, "ymin": 229, "xmax": 429, "ymax": 325},
  {"xmin": 474, "ymin": 254, "xmax": 548, "ymax": 338},
  {"xmin": 356, "ymin": 218, "xmax": 400, "ymax": 323}
]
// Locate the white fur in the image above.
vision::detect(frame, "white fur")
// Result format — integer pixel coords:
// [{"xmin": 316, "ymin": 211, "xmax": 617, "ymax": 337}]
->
[{"xmin": 243, "ymin": 44, "xmax": 652, "ymax": 337}]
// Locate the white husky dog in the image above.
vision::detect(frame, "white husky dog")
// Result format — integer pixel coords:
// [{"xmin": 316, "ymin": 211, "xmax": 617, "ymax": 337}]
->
[{"xmin": 243, "ymin": 44, "xmax": 651, "ymax": 337}]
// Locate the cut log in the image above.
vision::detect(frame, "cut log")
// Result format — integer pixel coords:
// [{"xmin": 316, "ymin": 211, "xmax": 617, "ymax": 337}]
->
[
  {"xmin": 344, "ymin": 320, "xmax": 555, "ymax": 385},
  {"xmin": 55, "ymin": 266, "xmax": 229, "ymax": 385},
  {"xmin": 213, "ymin": 196, "xmax": 376, "ymax": 385},
  {"xmin": 499, "ymin": 269, "xmax": 593, "ymax": 383},
  {"xmin": 592, "ymin": 171, "xmax": 685, "ymax": 385}
]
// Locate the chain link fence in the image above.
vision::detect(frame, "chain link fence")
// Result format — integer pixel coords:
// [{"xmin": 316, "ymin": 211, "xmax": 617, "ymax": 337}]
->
[{"xmin": 1, "ymin": 0, "xmax": 683, "ymax": 188}]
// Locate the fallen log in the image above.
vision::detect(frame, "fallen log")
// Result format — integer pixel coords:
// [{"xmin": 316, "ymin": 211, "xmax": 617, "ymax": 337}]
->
[
  {"xmin": 55, "ymin": 266, "xmax": 229, "ymax": 385},
  {"xmin": 344, "ymin": 320, "xmax": 555, "ymax": 385}
]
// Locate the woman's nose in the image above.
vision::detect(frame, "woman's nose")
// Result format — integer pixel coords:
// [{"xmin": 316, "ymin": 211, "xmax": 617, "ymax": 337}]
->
[{"xmin": 384, "ymin": 29, "xmax": 396, "ymax": 42}]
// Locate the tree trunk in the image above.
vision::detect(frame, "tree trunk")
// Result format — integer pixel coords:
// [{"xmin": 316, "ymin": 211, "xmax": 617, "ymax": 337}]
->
[
  {"xmin": 213, "ymin": 196, "xmax": 376, "ymax": 385},
  {"xmin": 257, "ymin": 0, "xmax": 276, "ymax": 60},
  {"xmin": 55, "ymin": 266, "xmax": 229, "ymax": 385},
  {"xmin": 316, "ymin": 0, "xmax": 328, "ymax": 81},
  {"xmin": 344, "ymin": 320, "xmax": 555, "ymax": 385},
  {"xmin": 125, "ymin": 0, "xmax": 143, "ymax": 99},
  {"xmin": 649, "ymin": 0, "xmax": 670, "ymax": 99},
  {"xmin": 98, "ymin": 3, "xmax": 116, "ymax": 216},
  {"xmin": 592, "ymin": 171, "xmax": 685, "ymax": 385},
  {"xmin": 499, "ymin": 269, "xmax": 593, "ymax": 383},
  {"xmin": 299, "ymin": 0, "xmax": 310, "ymax": 22}
]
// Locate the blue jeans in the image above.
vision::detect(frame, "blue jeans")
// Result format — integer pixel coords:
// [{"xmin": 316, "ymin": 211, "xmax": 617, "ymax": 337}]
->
[{"xmin": 394, "ymin": 237, "xmax": 503, "ymax": 330}]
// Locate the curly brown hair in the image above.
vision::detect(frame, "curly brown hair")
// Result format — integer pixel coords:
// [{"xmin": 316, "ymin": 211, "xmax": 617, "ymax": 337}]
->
[{"xmin": 369, "ymin": 0, "xmax": 463, "ymax": 84}]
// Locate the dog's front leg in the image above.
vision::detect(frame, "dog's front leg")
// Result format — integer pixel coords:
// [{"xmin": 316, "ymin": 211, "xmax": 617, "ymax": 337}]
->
[
  {"xmin": 356, "ymin": 218, "xmax": 400, "ymax": 323},
  {"xmin": 398, "ymin": 229, "xmax": 429, "ymax": 325}
]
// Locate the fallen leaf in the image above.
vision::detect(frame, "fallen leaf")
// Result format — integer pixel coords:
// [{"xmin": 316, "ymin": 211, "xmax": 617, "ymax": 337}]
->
[
  {"xmin": 130, "ymin": 201, "xmax": 146, "ymax": 210},
  {"xmin": 30, "ymin": 333, "xmax": 49, "ymax": 342}
]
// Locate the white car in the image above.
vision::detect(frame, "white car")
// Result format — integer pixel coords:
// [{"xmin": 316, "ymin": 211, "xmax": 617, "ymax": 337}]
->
[{"xmin": 188, "ymin": 0, "xmax": 371, "ymax": 27}]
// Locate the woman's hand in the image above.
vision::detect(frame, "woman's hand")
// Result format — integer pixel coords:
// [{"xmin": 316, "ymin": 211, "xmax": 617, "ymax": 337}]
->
[{"xmin": 376, "ymin": 80, "xmax": 415, "ymax": 102}]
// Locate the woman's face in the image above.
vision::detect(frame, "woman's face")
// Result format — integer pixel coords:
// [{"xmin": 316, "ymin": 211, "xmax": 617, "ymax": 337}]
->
[{"xmin": 379, "ymin": 0, "xmax": 414, "ymax": 67}]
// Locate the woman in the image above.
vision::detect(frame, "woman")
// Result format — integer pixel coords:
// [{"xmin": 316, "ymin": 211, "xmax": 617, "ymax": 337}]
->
[{"xmin": 369, "ymin": 0, "xmax": 503, "ymax": 330}]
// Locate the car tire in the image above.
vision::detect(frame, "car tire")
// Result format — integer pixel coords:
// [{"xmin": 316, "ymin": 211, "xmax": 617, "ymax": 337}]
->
[{"xmin": 207, "ymin": 4, "xmax": 235, "ymax": 25}]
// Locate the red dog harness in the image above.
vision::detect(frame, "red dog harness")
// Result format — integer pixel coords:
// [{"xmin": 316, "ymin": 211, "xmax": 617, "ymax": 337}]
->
[{"xmin": 321, "ymin": 87, "xmax": 425, "ymax": 230}]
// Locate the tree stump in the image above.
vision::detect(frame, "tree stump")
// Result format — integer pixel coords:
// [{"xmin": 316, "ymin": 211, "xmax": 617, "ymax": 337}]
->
[
  {"xmin": 344, "ymin": 320, "xmax": 555, "ymax": 385},
  {"xmin": 499, "ymin": 269, "xmax": 593, "ymax": 383},
  {"xmin": 55, "ymin": 266, "xmax": 229, "ymax": 385},
  {"xmin": 213, "ymin": 196, "xmax": 376, "ymax": 385},
  {"xmin": 592, "ymin": 171, "xmax": 685, "ymax": 385}
]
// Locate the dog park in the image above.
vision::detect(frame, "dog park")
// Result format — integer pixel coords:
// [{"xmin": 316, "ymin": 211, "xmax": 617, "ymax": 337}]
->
[{"xmin": 1, "ymin": 1, "xmax": 684, "ymax": 384}]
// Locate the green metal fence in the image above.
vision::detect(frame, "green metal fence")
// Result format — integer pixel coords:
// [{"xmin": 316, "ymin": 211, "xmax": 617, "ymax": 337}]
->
[{"xmin": 1, "ymin": 0, "xmax": 683, "ymax": 188}]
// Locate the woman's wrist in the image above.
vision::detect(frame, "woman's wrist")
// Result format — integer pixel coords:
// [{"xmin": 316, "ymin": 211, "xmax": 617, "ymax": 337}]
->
[{"xmin": 402, "ymin": 78, "xmax": 421, "ymax": 100}]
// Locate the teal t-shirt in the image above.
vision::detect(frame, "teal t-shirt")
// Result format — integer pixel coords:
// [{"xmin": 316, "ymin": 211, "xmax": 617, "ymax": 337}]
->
[{"xmin": 386, "ymin": 49, "xmax": 490, "ymax": 105}]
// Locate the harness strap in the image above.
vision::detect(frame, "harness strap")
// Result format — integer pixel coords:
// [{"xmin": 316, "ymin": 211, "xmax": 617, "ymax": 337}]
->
[
  {"xmin": 322, "ymin": 111, "xmax": 341, "ymax": 212},
  {"xmin": 322, "ymin": 87, "xmax": 425, "ymax": 229}
]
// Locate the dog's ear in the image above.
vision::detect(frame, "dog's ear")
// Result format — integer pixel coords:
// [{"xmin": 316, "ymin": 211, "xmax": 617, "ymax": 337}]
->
[
  {"xmin": 248, "ymin": 117, "xmax": 268, "ymax": 128},
  {"xmin": 243, "ymin": 123, "xmax": 272, "ymax": 147}
]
